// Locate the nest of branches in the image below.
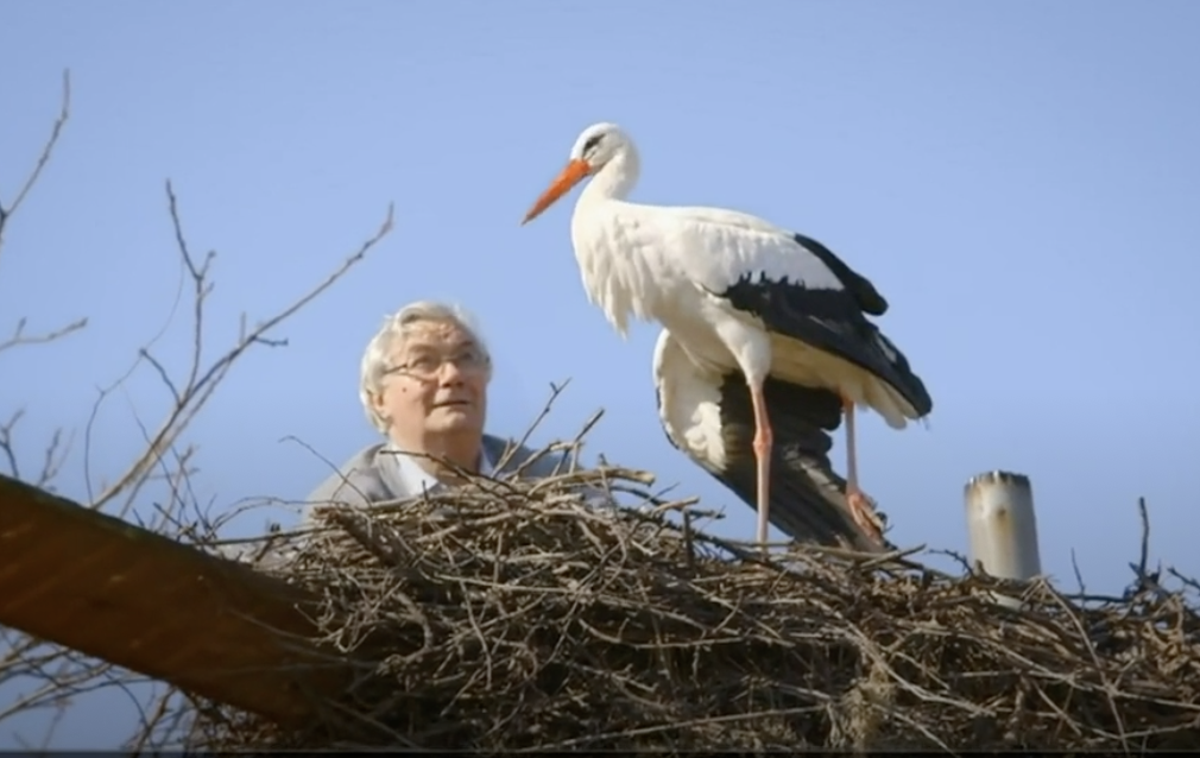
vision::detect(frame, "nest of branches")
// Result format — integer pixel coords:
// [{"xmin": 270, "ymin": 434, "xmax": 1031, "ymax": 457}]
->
[{"xmin": 185, "ymin": 461, "xmax": 1200, "ymax": 753}]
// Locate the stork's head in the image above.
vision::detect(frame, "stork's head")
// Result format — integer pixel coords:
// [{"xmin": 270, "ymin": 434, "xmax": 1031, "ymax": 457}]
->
[{"xmin": 521, "ymin": 122, "xmax": 630, "ymax": 225}]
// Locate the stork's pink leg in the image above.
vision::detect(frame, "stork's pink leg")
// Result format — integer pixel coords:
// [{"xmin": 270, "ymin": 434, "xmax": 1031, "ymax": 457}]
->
[
  {"xmin": 749, "ymin": 382, "xmax": 774, "ymax": 549},
  {"xmin": 842, "ymin": 397, "xmax": 885, "ymax": 545}
]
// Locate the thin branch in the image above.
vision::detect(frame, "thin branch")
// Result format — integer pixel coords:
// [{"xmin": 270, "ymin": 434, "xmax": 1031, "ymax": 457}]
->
[
  {"xmin": 36, "ymin": 425, "xmax": 74, "ymax": 489},
  {"xmin": 1137, "ymin": 496, "xmax": 1151, "ymax": 579},
  {"xmin": 0, "ymin": 408, "xmax": 25, "ymax": 477},
  {"xmin": 0, "ymin": 315, "xmax": 88, "ymax": 356},
  {"xmin": 0, "ymin": 69, "xmax": 71, "ymax": 257},
  {"xmin": 496, "ymin": 378, "xmax": 569, "ymax": 472},
  {"xmin": 138, "ymin": 347, "xmax": 182, "ymax": 407},
  {"xmin": 84, "ymin": 182, "xmax": 394, "ymax": 512}
]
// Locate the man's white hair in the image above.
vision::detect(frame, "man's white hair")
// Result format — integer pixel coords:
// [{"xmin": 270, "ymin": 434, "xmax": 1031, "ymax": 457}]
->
[{"xmin": 359, "ymin": 300, "xmax": 493, "ymax": 433}]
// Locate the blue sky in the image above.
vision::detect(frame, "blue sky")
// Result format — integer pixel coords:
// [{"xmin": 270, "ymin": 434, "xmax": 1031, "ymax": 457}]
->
[{"xmin": 3, "ymin": 0, "xmax": 1199, "ymax": 748}]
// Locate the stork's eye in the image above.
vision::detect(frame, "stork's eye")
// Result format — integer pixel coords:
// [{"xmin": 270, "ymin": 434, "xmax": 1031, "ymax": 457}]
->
[{"xmin": 582, "ymin": 134, "xmax": 603, "ymax": 155}]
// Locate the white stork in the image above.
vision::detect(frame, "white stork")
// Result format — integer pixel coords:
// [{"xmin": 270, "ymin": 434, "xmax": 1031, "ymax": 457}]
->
[{"xmin": 520, "ymin": 121, "xmax": 933, "ymax": 548}]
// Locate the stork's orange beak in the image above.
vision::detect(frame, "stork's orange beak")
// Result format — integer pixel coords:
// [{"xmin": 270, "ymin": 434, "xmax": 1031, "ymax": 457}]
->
[{"xmin": 521, "ymin": 158, "xmax": 591, "ymax": 225}]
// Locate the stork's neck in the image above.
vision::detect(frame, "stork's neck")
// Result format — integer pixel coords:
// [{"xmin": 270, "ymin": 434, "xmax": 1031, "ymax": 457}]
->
[
  {"xmin": 570, "ymin": 143, "xmax": 667, "ymax": 338},
  {"xmin": 580, "ymin": 144, "xmax": 641, "ymax": 207}
]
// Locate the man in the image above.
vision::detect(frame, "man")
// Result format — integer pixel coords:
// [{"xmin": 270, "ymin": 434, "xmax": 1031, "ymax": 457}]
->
[{"xmin": 306, "ymin": 300, "xmax": 572, "ymax": 522}]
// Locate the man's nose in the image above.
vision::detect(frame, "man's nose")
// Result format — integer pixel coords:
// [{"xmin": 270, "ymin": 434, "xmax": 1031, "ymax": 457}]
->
[{"xmin": 437, "ymin": 358, "xmax": 466, "ymax": 384}]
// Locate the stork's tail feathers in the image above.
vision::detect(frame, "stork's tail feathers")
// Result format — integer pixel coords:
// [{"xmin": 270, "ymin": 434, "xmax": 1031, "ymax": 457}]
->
[
  {"xmin": 864, "ymin": 327, "xmax": 934, "ymax": 428},
  {"xmin": 716, "ymin": 373, "xmax": 894, "ymax": 553}
]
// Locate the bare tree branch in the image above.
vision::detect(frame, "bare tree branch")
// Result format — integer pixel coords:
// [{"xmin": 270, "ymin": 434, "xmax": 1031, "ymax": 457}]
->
[
  {"xmin": 0, "ymin": 69, "xmax": 85, "ymax": 363},
  {"xmin": 35, "ymin": 426, "xmax": 73, "ymax": 490},
  {"xmin": 0, "ymin": 70, "xmax": 71, "ymax": 257},
  {"xmin": 0, "ymin": 408, "xmax": 25, "ymax": 478},
  {"xmin": 82, "ymin": 181, "xmax": 394, "ymax": 515},
  {"xmin": 0, "ymin": 71, "xmax": 396, "ymax": 750},
  {"xmin": 0, "ymin": 316, "xmax": 88, "ymax": 356}
]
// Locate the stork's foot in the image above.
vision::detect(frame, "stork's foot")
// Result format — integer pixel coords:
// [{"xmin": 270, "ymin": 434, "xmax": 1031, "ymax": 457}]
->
[{"xmin": 847, "ymin": 487, "xmax": 886, "ymax": 544}]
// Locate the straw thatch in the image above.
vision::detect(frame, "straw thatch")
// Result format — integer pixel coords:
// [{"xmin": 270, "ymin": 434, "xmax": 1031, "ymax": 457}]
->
[{"xmin": 182, "ymin": 456, "xmax": 1200, "ymax": 753}]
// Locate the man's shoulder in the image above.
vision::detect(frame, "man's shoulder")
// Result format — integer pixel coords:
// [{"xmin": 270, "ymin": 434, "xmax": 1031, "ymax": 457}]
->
[
  {"xmin": 307, "ymin": 441, "xmax": 392, "ymax": 506},
  {"xmin": 483, "ymin": 433, "xmax": 613, "ymax": 509},
  {"xmin": 484, "ymin": 433, "xmax": 573, "ymax": 479},
  {"xmin": 338, "ymin": 440, "xmax": 389, "ymax": 469}
]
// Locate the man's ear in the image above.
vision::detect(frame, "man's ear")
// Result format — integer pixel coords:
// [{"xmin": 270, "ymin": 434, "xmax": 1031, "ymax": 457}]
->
[{"xmin": 369, "ymin": 390, "xmax": 388, "ymax": 421}]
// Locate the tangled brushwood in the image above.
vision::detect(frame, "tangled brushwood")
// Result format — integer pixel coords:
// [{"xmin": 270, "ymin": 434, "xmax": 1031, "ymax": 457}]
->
[{"xmin": 186, "ymin": 460, "xmax": 1200, "ymax": 753}]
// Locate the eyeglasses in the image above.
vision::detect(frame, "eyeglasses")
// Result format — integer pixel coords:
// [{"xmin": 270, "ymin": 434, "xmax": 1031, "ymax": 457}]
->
[{"xmin": 386, "ymin": 347, "xmax": 489, "ymax": 380}]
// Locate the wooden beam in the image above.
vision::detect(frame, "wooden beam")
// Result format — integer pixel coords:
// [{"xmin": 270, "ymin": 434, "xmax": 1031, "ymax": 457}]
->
[{"xmin": 0, "ymin": 473, "xmax": 354, "ymax": 726}]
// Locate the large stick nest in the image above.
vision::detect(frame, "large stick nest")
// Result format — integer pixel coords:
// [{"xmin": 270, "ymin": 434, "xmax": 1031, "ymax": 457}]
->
[{"xmin": 186, "ymin": 461, "xmax": 1200, "ymax": 753}]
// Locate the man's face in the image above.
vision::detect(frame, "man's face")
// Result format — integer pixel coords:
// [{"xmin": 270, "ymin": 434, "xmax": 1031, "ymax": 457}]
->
[{"xmin": 372, "ymin": 319, "xmax": 489, "ymax": 442}]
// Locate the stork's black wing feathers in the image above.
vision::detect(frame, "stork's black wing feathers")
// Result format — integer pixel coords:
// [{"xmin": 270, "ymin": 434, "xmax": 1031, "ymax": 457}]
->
[
  {"xmin": 791, "ymin": 232, "xmax": 888, "ymax": 316},
  {"xmin": 718, "ymin": 232, "xmax": 932, "ymax": 418},
  {"xmin": 714, "ymin": 371, "xmax": 894, "ymax": 553}
]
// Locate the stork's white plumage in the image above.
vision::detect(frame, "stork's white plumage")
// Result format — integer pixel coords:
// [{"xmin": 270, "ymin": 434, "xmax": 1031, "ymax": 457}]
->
[{"xmin": 521, "ymin": 122, "xmax": 933, "ymax": 549}]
